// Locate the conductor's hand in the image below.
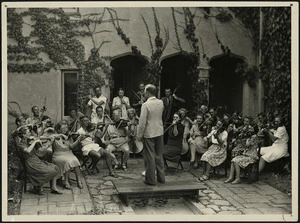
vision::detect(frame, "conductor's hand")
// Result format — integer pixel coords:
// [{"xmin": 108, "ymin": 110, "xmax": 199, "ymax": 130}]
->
[{"xmin": 138, "ymin": 101, "xmax": 143, "ymax": 105}]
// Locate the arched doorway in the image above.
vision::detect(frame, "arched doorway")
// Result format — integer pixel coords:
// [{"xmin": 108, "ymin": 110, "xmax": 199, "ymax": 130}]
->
[
  {"xmin": 160, "ymin": 54, "xmax": 193, "ymax": 110},
  {"xmin": 209, "ymin": 54, "xmax": 245, "ymax": 115},
  {"xmin": 110, "ymin": 54, "xmax": 145, "ymax": 103}
]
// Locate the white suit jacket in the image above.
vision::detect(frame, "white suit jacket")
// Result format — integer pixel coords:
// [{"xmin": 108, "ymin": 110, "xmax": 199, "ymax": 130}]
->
[{"xmin": 137, "ymin": 96, "xmax": 164, "ymax": 138}]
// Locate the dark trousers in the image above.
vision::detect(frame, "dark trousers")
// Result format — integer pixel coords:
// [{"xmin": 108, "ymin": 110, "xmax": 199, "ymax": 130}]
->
[{"xmin": 143, "ymin": 135, "xmax": 165, "ymax": 184}]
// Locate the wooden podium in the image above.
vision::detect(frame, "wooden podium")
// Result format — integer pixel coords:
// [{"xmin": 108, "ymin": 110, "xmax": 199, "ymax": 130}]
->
[{"xmin": 113, "ymin": 180, "xmax": 206, "ymax": 206}]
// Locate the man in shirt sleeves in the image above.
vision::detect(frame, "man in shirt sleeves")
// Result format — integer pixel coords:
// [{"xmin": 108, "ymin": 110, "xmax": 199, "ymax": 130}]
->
[
  {"xmin": 87, "ymin": 86, "xmax": 108, "ymax": 118},
  {"xmin": 137, "ymin": 84, "xmax": 165, "ymax": 186}
]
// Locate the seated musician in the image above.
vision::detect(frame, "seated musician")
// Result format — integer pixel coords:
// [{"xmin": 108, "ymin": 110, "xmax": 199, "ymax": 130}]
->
[
  {"xmin": 188, "ymin": 114, "xmax": 208, "ymax": 169},
  {"xmin": 127, "ymin": 108, "xmax": 142, "ymax": 154},
  {"xmin": 16, "ymin": 126, "xmax": 62, "ymax": 195},
  {"xmin": 52, "ymin": 122, "xmax": 84, "ymax": 189},
  {"xmin": 231, "ymin": 116, "xmax": 255, "ymax": 158},
  {"xmin": 12, "ymin": 116, "xmax": 27, "ymax": 144},
  {"xmin": 198, "ymin": 120, "xmax": 228, "ymax": 181},
  {"xmin": 259, "ymin": 116, "xmax": 289, "ymax": 172},
  {"xmin": 112, "ymin": 88, "xmax": 131, "ymax": 120},
  {"xmin": 104, "ymin": 109, "xmax": 130, "ymax": 171},
  {"xmin": 77, "ymin": 116, "xmax": 116, "ymax": 177},
  {"xmin": 224, "ymin": 134, "xmax": 259, "ymax": 184},
  {"xmin": 91, "ymin": 106, "xmax": 110, "ymax": 148},
  {"xmin": 25, "ymin": 105, "xmax": 42, "ymax": 136},
  {"xmin": 36, "ymin": 115, "xmax": 55, "ymax": 162},
  {"xmin": 163, "ymin": 113, "xmax": 185, "ymax": 163},
  {"xmin": 178, "ymin": 108, "xmax": 193, "ymax": 143},
  {"xmin": 208, "ymin": 108, "xmax": 220, "ymax": 126},
  {"xmin": 66, "ymin": 108, "xmax": 84, "ymax": 132}
]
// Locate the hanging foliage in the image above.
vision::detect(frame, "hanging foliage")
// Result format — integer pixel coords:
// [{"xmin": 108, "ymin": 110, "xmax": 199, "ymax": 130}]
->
[
  {"xmin": 231, "ymin": 7, "xmax": 291, "ymax": 132},
  {"xmin": 7, "ymin": 8, "xmax": 113, "ymax": 113}
]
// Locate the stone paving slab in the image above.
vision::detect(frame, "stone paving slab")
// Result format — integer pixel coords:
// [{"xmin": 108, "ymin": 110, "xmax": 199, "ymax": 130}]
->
[
  {"xmin": 18, "ymin": 157, "xmax": 293, "ymax": 216},
  {"xmin": 19, "ymin": 171, "xmax": 93, "ymax": 215}
]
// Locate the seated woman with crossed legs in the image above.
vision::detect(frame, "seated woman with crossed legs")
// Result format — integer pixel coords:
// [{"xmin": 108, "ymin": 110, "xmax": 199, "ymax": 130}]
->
[
  {"xmin": 224, "ymin": 134, "xmax": 259, "ymax": 184},
  {"xmin": 16, "ymin": 126, "xmax": 62, "ymax": 195},
  {"xmin": 52, "ymin": 122, "xmax": 84, "ymax": 189},
  {"xmin": 198, "ymin": 120, "xmax": 228, "ymax": 181}
]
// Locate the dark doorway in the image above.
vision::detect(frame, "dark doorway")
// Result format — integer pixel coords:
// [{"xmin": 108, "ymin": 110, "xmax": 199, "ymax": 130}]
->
[
  {"xmin": 110, "ymin": 55, "xmax": 145, "ymax": 103},
  {"xmin": 209, "ymin": 54, "xmax": 244, "ymax": 115},
  {"xmin": 160, "ymin": 54, "xmax": 193, "ymax": 110}
]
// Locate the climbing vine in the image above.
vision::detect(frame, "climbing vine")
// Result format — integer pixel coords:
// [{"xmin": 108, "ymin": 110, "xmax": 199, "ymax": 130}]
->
[
  {"xmin": 182, "ymin": 7, "xmax": 208, "ymax": 116},
  {"xmin": 231, "ymin": 7, "xmax": 291, "ymax": 132},
  {"xmin": 7, "ymin": 8, "xmax": 113, "ymax": 112}
]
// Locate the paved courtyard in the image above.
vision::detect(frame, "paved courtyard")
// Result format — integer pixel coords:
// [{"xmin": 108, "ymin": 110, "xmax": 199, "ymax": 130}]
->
[{"xmin": 19, "ymin": 156, "xmax": 292, "ymax": 216}]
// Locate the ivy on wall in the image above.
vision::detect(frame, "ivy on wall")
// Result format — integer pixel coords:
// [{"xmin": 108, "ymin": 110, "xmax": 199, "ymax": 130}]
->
[
  {"xmin": 7, "ymin": 8, "xmax": 113, "ymax": 113},
  {"xmin": 182, "ymin": 7, "xmax": 208, "ymax": 116},
  {"xmin": 231, "ymin": 7, "xmax": 291, "ymax": 129}
]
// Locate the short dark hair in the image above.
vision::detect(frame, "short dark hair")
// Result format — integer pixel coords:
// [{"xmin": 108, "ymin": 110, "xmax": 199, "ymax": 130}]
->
[
  {"xmin": 96, "ymin": 106, "xmax": 103, "ymax": 111},
  {"xmin": 15, "ymin": 116, "xmax": 24, "ymax": 126},
  {"xmin": 80, "ymin": 115, "xmax": 90, "ymax": 121},
  {"xmin": 31, "ymin": 106, "xmax": 38, "ymax": 112},
  {"xmin": 41, "ymin": 115, "xmax": 50, "ymax": 121}
]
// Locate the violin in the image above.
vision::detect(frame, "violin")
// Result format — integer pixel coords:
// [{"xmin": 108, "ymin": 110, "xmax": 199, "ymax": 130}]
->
[{"xmin": 27, "ymin": 136, "xmax": 53, "ymax": 145}]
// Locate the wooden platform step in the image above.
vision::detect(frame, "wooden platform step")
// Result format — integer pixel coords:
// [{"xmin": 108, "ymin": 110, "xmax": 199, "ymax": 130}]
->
[{"xmin": 112, "ymin": 180, "xmax": 206, "ymax": 206}]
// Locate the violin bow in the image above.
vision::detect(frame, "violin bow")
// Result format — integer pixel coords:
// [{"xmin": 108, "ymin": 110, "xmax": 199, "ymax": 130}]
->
[{"xmin": 132, "ymin": 90, "xmax": 142, "ymax": 101}]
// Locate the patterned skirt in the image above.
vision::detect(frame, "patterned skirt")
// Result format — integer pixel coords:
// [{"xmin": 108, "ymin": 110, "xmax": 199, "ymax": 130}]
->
[{"xmin": 201, "ymin": 144, "xmax": 227, "ymax": 167}]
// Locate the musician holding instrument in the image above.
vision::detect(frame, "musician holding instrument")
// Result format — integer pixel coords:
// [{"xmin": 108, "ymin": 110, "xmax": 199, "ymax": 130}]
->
[
  {"xmin": 231, "ymin": 116, "xmax": 255, "ymax": 158},
  {"xmin": 132, "ymin": 82, "xmax": 146, "ymax": 116},
  {"xmin": 127, "ymin": 108, "xmax": 143, "ymax": 155},
  {"xmin": 259, "ymin": 116, "xmax": 289, "ymax": 173},
  {"xmin": 112, "ymin": 88, "xmax": 131, "ymax": 120},
  {"xmin": 25, "ymin": 105, "xmax": 43, "ymax": 136},
  {"xmin": 105, "ymin": 109, "xmax": 130, "ymax": 171},
  {"xmin": 188, "ymin": 114, "xmax": 208, "ymax": 169},
  {"xmin": 87, "ymin": 86, "xmax": 108, "ymax": 118},
  {"xmin": 77, "ymin": 116, "xmax": 116, "ymax": 177},
  {"xmin": 161, "ymin": 87, "xmax": 186, "ymax": 144},
  {"xmin": 162, "ymin": 113, "xmax": 186, "ymax": 164},
  {"xmin": 66, "ymin": 108, "xmax": 84, "ymax": 132},
  {"xmin": 198, "ymin": 120, "xmax": 228, "ymax": 181},
  {"xmin": 16, "ymin": 126, "xmax": 62, "ymax": 195},
  {"xmin": 52, "ymin": 122, "xmax": 83, "ymax": 189}
]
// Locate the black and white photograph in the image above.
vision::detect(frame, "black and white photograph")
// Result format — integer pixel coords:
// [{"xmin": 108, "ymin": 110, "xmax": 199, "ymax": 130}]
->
[{"xmin": 2, "ymin": 1, "xmax": 298, "ymax": 221}]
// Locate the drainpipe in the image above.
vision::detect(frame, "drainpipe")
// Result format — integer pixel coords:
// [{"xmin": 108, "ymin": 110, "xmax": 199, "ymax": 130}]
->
[{"xmin": 257, "ymin": 7, "xmax": 264, "ymax": 113}]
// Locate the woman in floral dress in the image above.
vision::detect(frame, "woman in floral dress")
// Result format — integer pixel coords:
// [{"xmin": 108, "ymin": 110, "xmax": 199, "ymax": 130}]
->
[
  {"xmin": 224, "ymin": 134, "xmax": 259, "ymax": 184},
  {"xmin": 198, "ymin": 120, "xmax": 228, "ymax": 181}
]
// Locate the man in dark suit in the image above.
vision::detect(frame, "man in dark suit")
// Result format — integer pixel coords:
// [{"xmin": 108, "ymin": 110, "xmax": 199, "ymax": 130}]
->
[
  {"xmin": 137, "ymin": 84, "xmax": 165, "ymax": 185},
  {"xmin": 161, "ymin": 88, "xmax": 186, "ymax": 144}
]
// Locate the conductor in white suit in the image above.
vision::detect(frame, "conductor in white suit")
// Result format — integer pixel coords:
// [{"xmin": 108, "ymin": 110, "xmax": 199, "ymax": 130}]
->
[{"xmin": 137, "ymin": 84, "xmax": 165, "ymax": 185}]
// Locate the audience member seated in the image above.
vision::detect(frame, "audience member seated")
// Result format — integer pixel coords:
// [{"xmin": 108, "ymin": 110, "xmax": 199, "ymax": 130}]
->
[
  {"xmin": 188, "ymin": 114, "xmax": 208, "ymax": 169},
  {"xmin": 52, "ymin": 122, "xmax": 84, "ymax": 189},
  {"xmin": 163, "ymin": 113, "xmax": 185, "ymax": 164},
  {"xmin": 198, "ymin": 121, "xmax": 228, "ymax": 181},
  {"xmin": 77, "ymin": 116, "xmax": 116, "ymax": 177},
  {"xmin": 259, "ymin": 116, "xmax": 289, "ymax": 172},
  {"xmin": 16, "ymin": 126, "xmax": 62, "ymax": 195},
  {"xmin": 224, "ymin": 134, "xmax": 259, "ymax": 184},
  {"xmin": 104, "ymin": 109, "xmax": 130, "ymax": 171}
]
